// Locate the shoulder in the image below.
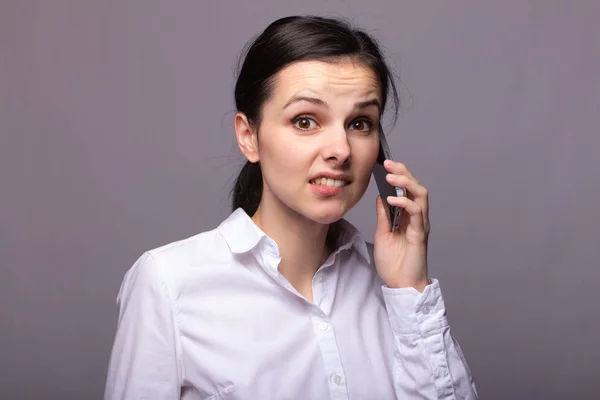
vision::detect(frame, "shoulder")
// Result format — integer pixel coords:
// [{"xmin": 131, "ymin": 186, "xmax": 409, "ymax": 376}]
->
[
  {"xmin": 118, "ymin": 227, "xmax": 234, "ymax": 298},
  {"xmin": 146, "ymin": 227, "xmax": 230, "ymax": 269}
]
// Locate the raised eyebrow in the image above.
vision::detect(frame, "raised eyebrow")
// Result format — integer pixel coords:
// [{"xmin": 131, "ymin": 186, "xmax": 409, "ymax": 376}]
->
[
  {"xmin": 354, "ymin": 99, "xmax": 381, "ymax": 113},
  {"xmin": 283, "ymin": 95, "xmax": 329, "ymax": 110},
  {"xmin": 282, "ymin": 95, "xmax": 380, "ymax": 113}
]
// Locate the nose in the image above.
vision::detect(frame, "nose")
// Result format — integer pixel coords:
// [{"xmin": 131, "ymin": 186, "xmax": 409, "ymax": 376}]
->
[{"xmin": 321, "ymin": 126, "xmax": 351, "ymax": 166}]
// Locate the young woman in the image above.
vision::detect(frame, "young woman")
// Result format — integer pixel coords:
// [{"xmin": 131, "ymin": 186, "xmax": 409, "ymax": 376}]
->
[{"xmin": 105, "ymin": 16, "xmax": 478, "ymax": 400}]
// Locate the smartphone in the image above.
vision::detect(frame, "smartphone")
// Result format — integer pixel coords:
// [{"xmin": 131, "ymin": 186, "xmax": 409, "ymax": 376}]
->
[{"xmin": 373, "ymin": 126, "xmax": 406, "ymax": 232}]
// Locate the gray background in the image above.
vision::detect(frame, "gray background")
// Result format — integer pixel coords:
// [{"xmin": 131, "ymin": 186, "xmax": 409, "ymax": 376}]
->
[{"xmin": 1, "ymin": 0, "xmax": 599, "ymax": 399}]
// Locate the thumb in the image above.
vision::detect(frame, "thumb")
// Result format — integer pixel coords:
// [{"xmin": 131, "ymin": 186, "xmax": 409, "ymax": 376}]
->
[{"xmin": 375, "ymin": 195, "xmax": 391, "ymax": 236}]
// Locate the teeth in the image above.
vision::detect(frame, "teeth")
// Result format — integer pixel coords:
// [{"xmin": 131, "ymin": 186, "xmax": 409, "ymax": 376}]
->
[{"xmin": 310, "ymin": 178, "xmax": 348, "ymax": 187}]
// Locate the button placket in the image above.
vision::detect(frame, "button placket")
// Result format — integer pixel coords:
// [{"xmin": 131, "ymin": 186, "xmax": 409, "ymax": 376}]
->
[
  {"xmin": 311, "ymin": 315, "xmax": 349, "ymax": 399},
  {"xmin": 313, "ymin": 273, "xmax": 330, "ymax": 314}
]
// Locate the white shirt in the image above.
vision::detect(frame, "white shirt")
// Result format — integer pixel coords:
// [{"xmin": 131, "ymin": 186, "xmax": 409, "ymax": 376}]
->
[{"xmin": 105, "ymin": 208, "xmax": 478, "ymax": 399}]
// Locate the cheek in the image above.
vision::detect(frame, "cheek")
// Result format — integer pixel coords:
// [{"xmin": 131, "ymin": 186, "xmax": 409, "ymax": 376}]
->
[
  {"xmin": 352, "ymin": 140, "xmax": 379, "ymax": 177},
  {"xmin": 263, "ymin": 140, "xmax": 292, "ymax": 165},
  {"xmin": 259, "ymin": 135, "xmax": 307, "ymax": 182}
]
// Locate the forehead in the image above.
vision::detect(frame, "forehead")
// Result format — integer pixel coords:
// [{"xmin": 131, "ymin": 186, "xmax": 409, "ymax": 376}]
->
[{"xmin": 270, "ymin": 60, "xmax": 381, "ymax": 102}]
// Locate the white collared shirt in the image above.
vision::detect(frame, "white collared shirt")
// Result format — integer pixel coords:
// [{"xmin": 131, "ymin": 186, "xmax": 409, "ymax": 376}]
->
[{"xmin": 105, "ymin": 208, "xmax": 477, "ymax": 399}]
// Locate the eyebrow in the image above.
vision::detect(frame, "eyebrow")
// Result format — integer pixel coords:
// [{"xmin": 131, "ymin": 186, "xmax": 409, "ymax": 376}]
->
[
  {"xmin": 283, "ymin": 95, "xmax": 381, "ymax": 113},
  {"xmin": 283, "ymin": 95, "xmax": 328, "ymax": 109},
  {"xmin": 354, "ymin": 98, "xmax": 381, "ymax": 112}
]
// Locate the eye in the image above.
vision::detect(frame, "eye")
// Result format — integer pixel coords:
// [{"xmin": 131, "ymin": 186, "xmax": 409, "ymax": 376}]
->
[
  {"xmin": 348, "ymin": 118, "xmax": 374, "ymax": 133},
  {"xmin": 292, "ymin": 116, "xmax": 318, "ymax": 131}
]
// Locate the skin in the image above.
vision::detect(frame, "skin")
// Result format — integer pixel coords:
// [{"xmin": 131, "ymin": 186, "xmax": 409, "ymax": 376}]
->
[{"xmin": 235, "ymin": 60, "xmax": 430, "ymax": 301}]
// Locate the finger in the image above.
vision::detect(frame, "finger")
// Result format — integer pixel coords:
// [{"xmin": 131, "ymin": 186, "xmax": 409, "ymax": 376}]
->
[
  {"xmin": 374, "ymin": 195, "xmax": 392, "ymax": 235},
  {"xmin": 386, "ymin": 195, "xmax": 425, "ymax": 233},
  {"xmin": 384, "ymin": 160, "xmax": 415, "ymax": 180},
  {"xmin": 385, "ymin": 173, "xmax": 430, "ymax": 234},
  {"xmin": 385, "ymin": 173, "xmax": 427, "ymax": 201}
]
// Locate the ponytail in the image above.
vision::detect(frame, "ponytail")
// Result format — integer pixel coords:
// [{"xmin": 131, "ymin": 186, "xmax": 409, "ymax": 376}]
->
[{"xmin": 231, "ymin": 160, "xmax": 263, "ymax": 216}]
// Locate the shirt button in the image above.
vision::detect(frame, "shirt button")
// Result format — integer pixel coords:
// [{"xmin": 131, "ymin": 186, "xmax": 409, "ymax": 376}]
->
[
  {"xmin": 394, "ymin": 350, "xmax": 401, "ymax": 359},
  {"xmin": 319, "ymin": 276, "xmax": 324, "ymax": 282},
  {"xmin": 331, "ymin": 374, "xmax": 344, "ymax": 386},
  {"xmin": 318, "ymin": 322, "xmax": 329, "ymax": 331},
  {"xmin": 420, "ymin": 305, "xmax": 431, "ymax": 315}
]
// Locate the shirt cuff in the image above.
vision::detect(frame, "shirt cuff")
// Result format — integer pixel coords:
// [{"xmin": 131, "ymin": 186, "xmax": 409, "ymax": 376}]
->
[{"xmin": 382, "ymin": 278, "xmax": 449, "ymax": 336}]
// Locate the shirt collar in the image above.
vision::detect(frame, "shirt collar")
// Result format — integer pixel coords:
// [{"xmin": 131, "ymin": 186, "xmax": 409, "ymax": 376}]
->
[
  {"xmin": 329, "ymin": 218, "xmax": 371, "ymax": 263},
  {"xmin": 218, "ymin": 208, "xmax": 267, "ymax": 254},
  {"xmin": 218, "ymin": 208, "xmax": 371, "ymax": 263}
]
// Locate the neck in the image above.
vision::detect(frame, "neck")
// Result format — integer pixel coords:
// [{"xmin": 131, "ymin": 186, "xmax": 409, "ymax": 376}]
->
[{"xmin": 251, "ymin": 195, "xmax": 332, "ymax": 298}]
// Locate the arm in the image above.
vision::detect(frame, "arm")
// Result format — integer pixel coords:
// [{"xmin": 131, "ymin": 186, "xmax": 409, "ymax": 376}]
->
[
  {"xmin": 383, "ymin": 279, "xmax": 477, "ymax": 399},
  {"xmin": 104, "ymin": 252, "xmax": 182, "ymax": 400}
]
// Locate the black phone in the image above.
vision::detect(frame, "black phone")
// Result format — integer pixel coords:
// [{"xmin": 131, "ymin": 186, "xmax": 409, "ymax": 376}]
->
[{"xmin": 372, "ymin": 125, "xmax": 406, "ymax": 231}]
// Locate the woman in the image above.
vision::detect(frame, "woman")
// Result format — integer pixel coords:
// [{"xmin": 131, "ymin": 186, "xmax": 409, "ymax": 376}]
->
[{"xmin": 105, "ymin": 16, "xmax": 478, "ymax": 400}]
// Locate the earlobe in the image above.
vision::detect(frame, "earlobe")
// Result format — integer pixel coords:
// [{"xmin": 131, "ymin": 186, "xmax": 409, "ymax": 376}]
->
[{"xmin": 234, "ymin": 112, "xmax": 260, "ymax": 163}]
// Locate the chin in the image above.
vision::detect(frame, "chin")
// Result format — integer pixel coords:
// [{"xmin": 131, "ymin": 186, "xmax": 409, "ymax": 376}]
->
[{"xmin": 303, "ymin": 202, "xmax": 351, "ymax": 225}]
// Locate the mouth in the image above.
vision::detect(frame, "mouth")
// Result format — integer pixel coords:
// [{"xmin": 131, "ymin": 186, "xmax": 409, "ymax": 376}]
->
[{"xmin": 309, "ymin": 177, "xmax": 350, "ymax": 188}]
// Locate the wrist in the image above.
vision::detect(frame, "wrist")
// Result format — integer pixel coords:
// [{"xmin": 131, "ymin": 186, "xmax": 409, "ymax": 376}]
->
[{"xmin": 387, "ymin": 277, "xmax": 430, "ymax": 293}]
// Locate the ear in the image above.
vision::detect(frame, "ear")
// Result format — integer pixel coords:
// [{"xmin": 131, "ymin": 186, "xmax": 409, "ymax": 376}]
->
[{"xmin": 234, "ymin": 112, "xmax": 260, "ymax": 163}]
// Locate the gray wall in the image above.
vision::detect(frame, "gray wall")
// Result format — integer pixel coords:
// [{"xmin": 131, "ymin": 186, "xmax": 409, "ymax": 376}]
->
[{"xmin": 1, "ymin": 1, "xmax": 598, "ymax": 399}]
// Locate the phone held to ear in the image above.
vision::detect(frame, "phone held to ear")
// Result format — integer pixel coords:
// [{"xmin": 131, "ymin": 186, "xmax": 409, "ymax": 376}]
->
[{"xmin": 372, "ymin": 126, "xmax": 406, "ymax": 232}]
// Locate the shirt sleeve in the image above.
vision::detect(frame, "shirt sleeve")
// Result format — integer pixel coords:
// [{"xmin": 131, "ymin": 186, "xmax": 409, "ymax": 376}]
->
[
  {"xmin": 382, "ymin": 279, "xmax": 478, "ymax": 399},
  {"xmin": 104, "ymin": 252, "xmax": 182, "ymax": 400}
]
